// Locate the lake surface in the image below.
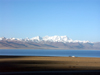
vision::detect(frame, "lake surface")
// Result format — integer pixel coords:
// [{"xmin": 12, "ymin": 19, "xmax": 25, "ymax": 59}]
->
[{"xmin": 0, "ymin": 49, "xmax": 100, "ymax": 58}]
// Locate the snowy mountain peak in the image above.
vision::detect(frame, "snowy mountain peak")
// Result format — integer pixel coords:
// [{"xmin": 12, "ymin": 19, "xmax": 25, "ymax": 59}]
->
[
  {"xmin": 0, "ymin": 35, "xmax": 91, "ymax": 43},
  {"xmin": 0, "ymin": 37, "xmax": 6, "ymax": 40},
  {"xmin": 10, "ymin": 38, "xmax": 16, "ymax": 40},
  {"xmin": 42, "ymin": 35, "xmax": 71, "ymax": 42},
  {"xmin": 31, "ymin": 36, "xmax": 42, "ymax": 41}
]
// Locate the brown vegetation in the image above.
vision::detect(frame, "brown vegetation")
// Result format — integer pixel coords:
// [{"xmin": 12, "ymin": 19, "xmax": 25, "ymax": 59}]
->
[{"xmin": 0, "ymin": 56, "xmax": 100, "ymax": 72}]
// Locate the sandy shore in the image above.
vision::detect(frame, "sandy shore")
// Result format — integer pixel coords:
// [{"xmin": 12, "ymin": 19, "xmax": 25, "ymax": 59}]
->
[{"xmin": 0, "ymin": 56, "xmax": 100, "ymax": 72}]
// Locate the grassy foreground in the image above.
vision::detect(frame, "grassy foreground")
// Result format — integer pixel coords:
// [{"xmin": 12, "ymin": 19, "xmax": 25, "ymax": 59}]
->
[{"xmin": 0, "ymin": 56, "xmax": 100, "ymax": 72}]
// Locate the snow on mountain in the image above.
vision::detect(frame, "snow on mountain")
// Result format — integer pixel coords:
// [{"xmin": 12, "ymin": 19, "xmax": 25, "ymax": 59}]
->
[
  {"xmin": 0, "ymin": 36, "xmax": 91, "ymax": 43},
  {"xmin": 10, "ymin": 38, "xmax": 16, "ymax": 40},
  {"xmin": 73, "ymin": 40, "xmax": 90, "ymax": 43},
  {"xmin": 24, "ymin": 38, "xmax": 30, "ymax": 41},
  {"xmin": 0, "ymin": 37, "xmax": 6, "ymax": 40},
  {"xmin": 0, "ymin": 37, "xmax": 2, "ymax": 40},
  {"xmin": 30, "ymin": 36, "xmax": 42, "ymax": 41},
  {"xmin": 42, "ymin": 35, "xmax": 73, "ymax": 43}
]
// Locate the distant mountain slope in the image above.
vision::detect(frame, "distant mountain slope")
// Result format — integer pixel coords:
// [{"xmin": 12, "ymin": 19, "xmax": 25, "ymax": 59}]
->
[{"xmin": 0, "ymin": 36, "xmax": 100, "ymax": 50}]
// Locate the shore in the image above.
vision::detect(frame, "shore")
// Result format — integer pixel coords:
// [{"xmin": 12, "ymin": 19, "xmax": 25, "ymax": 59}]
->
[{"xmin": 0, "ymin": 56, "xmax": 100, "ymax": 72}]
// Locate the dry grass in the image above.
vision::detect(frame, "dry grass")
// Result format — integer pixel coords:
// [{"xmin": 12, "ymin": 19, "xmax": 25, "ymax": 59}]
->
[{"xmin": 0, "ymin": 56, "xmax": 100, "ymax": 72}]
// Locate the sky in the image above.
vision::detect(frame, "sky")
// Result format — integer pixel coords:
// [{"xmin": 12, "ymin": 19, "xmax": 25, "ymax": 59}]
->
[{"xmin": 0, "ymin": 0, "xmax": 100, "ymax": 42}]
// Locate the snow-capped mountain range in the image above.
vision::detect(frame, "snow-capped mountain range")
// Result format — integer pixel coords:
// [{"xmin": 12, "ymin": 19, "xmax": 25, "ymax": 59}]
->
[
  {"xmin": 0, "ymin": 36, "xmax": 100, "ymax": 50},
  {"xmin": 0, "ymin": 35, "xmax": 91, "ymax": 43}
]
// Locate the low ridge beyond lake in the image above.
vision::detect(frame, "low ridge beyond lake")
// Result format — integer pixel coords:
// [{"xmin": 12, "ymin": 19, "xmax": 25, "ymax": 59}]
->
[{"xmin": 0, "ymin": 49, "xmax": 100, "ymax": 58}]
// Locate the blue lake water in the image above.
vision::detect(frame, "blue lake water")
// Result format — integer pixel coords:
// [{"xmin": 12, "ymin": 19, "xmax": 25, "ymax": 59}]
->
[{"xmin": 0, "ymin": 49, "xmax": 100, "ymax": 58}]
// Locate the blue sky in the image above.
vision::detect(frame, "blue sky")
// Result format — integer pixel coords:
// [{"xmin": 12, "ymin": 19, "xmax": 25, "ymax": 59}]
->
[{"xmin": 0, "ymin": 0, "xmax": 100, "ymax": 42}]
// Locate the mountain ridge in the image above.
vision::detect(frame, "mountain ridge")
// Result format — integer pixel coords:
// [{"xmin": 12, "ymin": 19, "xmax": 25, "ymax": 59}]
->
[
  {"xmin": 0, "ymin": 35, "xmax": 92, "ymax": 43},
  {"xmin": 0, "ymin": 36, "xmax": 100, "ymax": 50}
]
